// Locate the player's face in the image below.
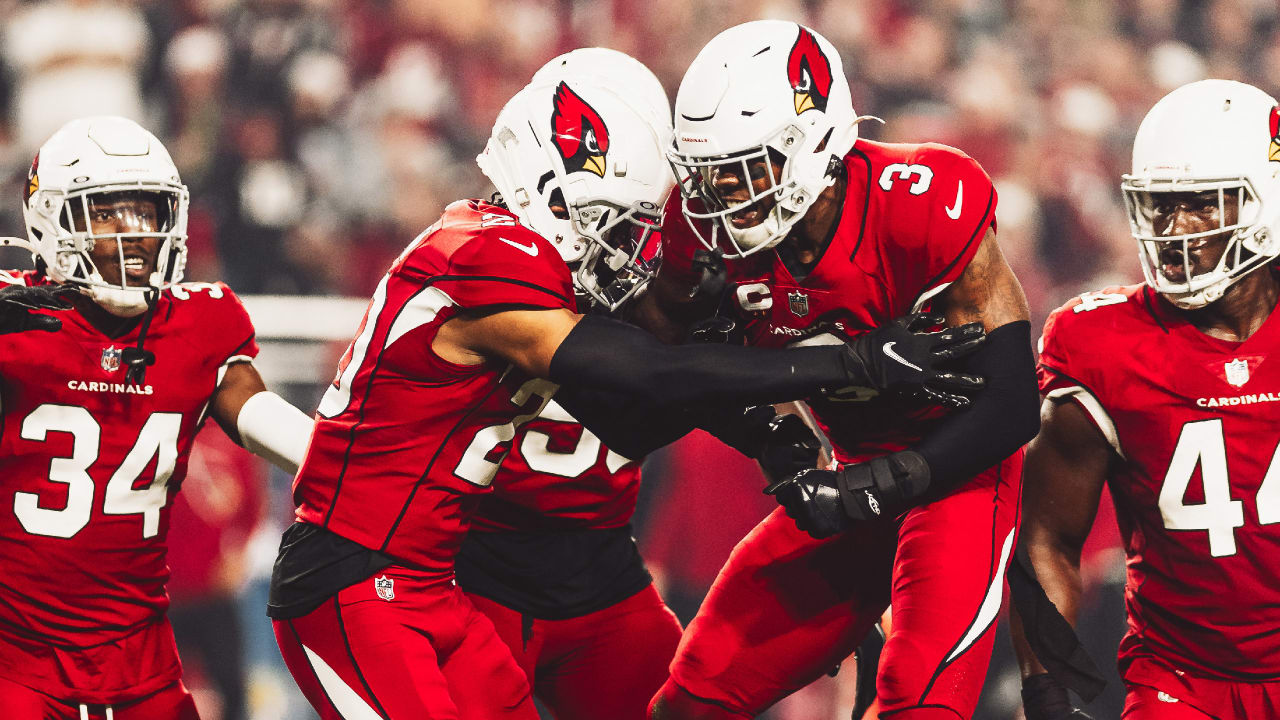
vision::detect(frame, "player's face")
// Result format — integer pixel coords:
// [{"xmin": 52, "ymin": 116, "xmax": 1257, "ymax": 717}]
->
[
  {"xmin": 73, "ymin": 193, "xmax": 165, "ymax": 287},
  {"xmin": 1151, "ymin": 190, "xmax": 1240, "ymax": 284},
  {"xmin": 702, "ymin": 151, "xmax": 785, "ymax": 229}
]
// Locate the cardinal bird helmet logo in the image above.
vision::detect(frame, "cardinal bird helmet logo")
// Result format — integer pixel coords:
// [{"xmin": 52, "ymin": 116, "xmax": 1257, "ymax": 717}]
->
[
  {"xmin": 1268, "ymin": 105, "xmax": 1280, "ymax": 164},
  {"xmin": 24, "ymin": 152, "xmax": 39, "ymax": 203},
  {"xmin": 551, "ymin": 82, "xmax": 610, "ymax": 177},
  {"xmin": 787, "ymin": 27, "xmax": 833, "ymax": 116}
]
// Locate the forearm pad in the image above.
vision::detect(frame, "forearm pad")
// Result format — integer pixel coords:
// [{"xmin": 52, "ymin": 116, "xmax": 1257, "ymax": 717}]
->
[
  {"xmin": 549, "ymin": 315, "xmax": 849, "ymax": 409},
  {"xmin": 237, "ymin": 391, "xmax": 314, "ymax": 475},
  {"xmin": 914, "ymin": 320, "xmax": 1040, "ymax": 492}
]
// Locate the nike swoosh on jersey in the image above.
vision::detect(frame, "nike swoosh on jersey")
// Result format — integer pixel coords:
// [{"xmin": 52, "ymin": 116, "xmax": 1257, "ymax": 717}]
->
[
  {"xmin": 883, "ymin": 342, "xmax": 923, "ymax": 372},
  {"xmin": 500, "ymin": 237, "xmax": 539, "ymax": 257},
  {"xmin": 945, "ymin": 180, "xmax": 963, "ymax": 220}
]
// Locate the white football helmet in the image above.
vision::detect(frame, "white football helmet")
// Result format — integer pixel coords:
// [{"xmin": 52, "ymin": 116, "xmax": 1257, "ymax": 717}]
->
[
  {"xmin": 531, "ymin": 47, "xmax": 672, "ymax": 134},
  {"xmin": 669, "ymin": 21, "xmax": 858, "ymax": 257},
  {"xmin": 1123, "ymin": 79, "xmax": 1280, "ymax": 309},
  {"xmin": 21, "ymin": 116, "xmax": 188, "ymax": 316},
  {"xmin": 477, "ymin": 80, "xmax": 673, "ymax": 311}
]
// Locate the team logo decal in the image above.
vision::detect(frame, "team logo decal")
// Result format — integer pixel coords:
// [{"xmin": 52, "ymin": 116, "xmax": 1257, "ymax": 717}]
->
[
  {"xmin": 788, "ymin": 290, "xmax": 810, "ymax": 317},
  {"xmin": 24, "ymin": 152, "xmax": 39, "ymax": 202},
  {"xmin": 551, "ymin": 82, "xmax": 609, "ymax": 177},
  {"xmin": 101, "ymin": 346, "xmax": 122, "ymax": 373},
  {"xmin": 1225, "ymin": 358, "xmax": 1250, "ymax": 387},
  {"xmin": 374, "ymin": 575, "xmax": 395, "ymax": 601},
  {"xmin": 787, "ymin": 27, "xmax": 833, "ymax": 115},
  {"xmin": 1269, "ymin": 106, "xmax": 1280, "ymax": 163}
]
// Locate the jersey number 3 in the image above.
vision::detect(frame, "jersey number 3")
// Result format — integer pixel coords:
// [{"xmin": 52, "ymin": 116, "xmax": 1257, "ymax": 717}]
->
[
  {"xmin": 1159, "ymin": 418, "xmax": 1280, "ymax": 557},
  {"xmin": 15, "ymin": 404, "xmax": 180, "ymax": 539}
]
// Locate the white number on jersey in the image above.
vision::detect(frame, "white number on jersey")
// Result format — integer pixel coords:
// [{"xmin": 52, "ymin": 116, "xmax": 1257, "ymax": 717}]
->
[
  {"xmin": 521, "ymin": 400, "xmax": 630, "ymax": 477},
  {"xmin": 1073, "ymin": 291, "xmax": 1128, "ymax": 313},
  {"xmin": 454, "ymin": 378, "xmax": 559, "ymax": 486},
  {"xmin": 878, "ymin": 163, "xmax": 934, "ymax": 195},
  {"xmin": 15, "ymin": 404, "xmax": 182, "ymax": 539},
  {"xmin": 1158, "ymin": 418, "xmax": 1280, "ymax": 557}
]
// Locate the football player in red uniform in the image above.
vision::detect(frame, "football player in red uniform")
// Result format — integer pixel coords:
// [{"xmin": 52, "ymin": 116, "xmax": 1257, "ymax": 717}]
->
[
  {"xmin": 0, "ymin": 116, "xmax": 313, "ymax": 720},
  {"xmin": 1011, "ymin": 79, "xmax": 1280, "ymax": 720},
  {"xmin": 637, "ymin": 21, "xmax": 1041, "ymax": 720},
  {"xmin": 268, "ymin": 70, "xmax": 989, "ymax": 719},
  {"xmin": 453, "ymin": 49, "xmax": 689, "ymax": 720}
]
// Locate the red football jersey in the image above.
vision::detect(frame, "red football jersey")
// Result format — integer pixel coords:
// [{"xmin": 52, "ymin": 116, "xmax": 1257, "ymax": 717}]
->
[
  {"xmin": 0, "ymin": 273, "xmax": 258, "ymax": 648},
  {"xmin": 468, "ymin": 399, "xmax": 643, "ymax": 532},
  {"xmin": 661, "ymin": 140, "xmax": 997, "ymax": 461},
  {"xmin": 293, "ymin": 199, "xmax": 576, "ymax": 573},
  {"xmin": 1039, "ymin": 283, "xmax": 1280, "ymax": 678}
]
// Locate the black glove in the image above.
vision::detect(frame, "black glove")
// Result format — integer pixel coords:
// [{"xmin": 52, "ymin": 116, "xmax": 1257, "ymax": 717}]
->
[
  {"xmin": 765, "ymin": 468, "xmax": 849, "ymax": 538},
  {"xmin": 757, "ymin": 413, "xmax": 823, "ymax": 484},
  {"xmin": 1022, "ymin": 673, "xmax": 1096, "ymax": 720},
  {"xmin": 839, "ymin": 313, "xmax": 986, "ymax": 408},
  {"xmin": 766, "ymin": 450, "xmax": 932, "ymax": 538},
  {"xmin": 0, "ymin": 283, "xmax": 75, "ymax": 334}
]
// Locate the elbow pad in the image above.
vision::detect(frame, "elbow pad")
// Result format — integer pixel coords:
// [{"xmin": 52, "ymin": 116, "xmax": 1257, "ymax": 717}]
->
[{"xmin": 237, "ymin": 391, "xmax": 314, "ymax": 475}]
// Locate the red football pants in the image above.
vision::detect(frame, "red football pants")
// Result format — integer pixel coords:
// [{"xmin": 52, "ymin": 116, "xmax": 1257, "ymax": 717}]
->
[
  {"xmin": 651, "ymin": 453, "xmax": 1021, "ymax": 720},
  {"xmin": 1122, "ymin": 652, "xmax": 1280, "ymax": 719},
  {"xmin": 0, "ymin": 674, "xmax": 198, "ymax": 720},
  {"xmin": 273, "ymin": 565, "xmax": 537, "ymax": 720},
  {"xmin": 467, "ymin": 583, "xmax": 682, "ymax": 720}
]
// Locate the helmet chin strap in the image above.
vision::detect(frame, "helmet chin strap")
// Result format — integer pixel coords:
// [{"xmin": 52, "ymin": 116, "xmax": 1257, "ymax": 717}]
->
[{"xmin": 121, "ymin": 289, "xmax": 158, "ymax": 385}]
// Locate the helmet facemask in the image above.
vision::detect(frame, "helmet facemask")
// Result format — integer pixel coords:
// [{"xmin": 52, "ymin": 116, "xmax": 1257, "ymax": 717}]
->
[
  {"xmin": 32, "ymin": 182, "xmax": 188, "ymax": 317},
  {"xmin": 669, "ymin": 121, "xmax": 834, "ymax": 258},
  {"xmin": 1122, "ymin": 177, "xmax": 1275, "ymax": 309},
  {"xmin": 570, "ymin": 196, "xmax": 663, "ymax": 311}
]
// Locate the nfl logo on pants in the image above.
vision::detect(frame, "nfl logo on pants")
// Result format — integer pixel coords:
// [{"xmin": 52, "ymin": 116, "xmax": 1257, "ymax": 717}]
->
[{"xmin": 374, "ymin": 575, "xmax": 395, "ymax": 601}]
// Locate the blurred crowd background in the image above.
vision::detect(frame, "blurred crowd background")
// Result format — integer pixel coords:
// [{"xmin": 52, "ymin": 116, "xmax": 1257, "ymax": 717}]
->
[{"xmin": 3, "ymin": 0, "xmax": 1274, "ymax": 718}]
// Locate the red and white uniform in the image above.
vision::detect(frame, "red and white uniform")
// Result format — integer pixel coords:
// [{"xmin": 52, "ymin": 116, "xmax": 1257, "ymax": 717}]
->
[
  {"xmin": 0, "ymin": 271, "xmax": 254, "ymax": 714},
  {"xmin": 654, "ymin": 141, "xmax": 1022, "ymax": 719},
  {"xmin": 275, "ymin": 199, "xmax": 572, "ymax": 720},
  {"xmin": 458, "ymin": 405, "xmax": 682, "ymax": 720},
  {"xmin": 1039, "ymin": 282, "xmax": 1280, "ymax": 718}
]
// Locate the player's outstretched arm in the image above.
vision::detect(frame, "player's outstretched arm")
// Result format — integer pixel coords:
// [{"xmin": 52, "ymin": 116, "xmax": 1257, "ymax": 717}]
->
[
  {"xmin": 440, "ymin": 305, "xmax": 976, "ymax": 410},
  {"xmin": 1010, "ymin": 397, "xmax": 1110, "ymax": 720},
  {"xmin": 208, "ymin": 362, "xmax": 314, "ymax": 475},
  {"xmin": 770, "ymin": 229, "xmax": 1040, "ymax": 533}
]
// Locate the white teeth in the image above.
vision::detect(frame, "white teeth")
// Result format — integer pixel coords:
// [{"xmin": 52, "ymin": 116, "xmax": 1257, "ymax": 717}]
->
[{"xmin": 123, "ymin": 258, "xmax": 145, "ymax": 270}]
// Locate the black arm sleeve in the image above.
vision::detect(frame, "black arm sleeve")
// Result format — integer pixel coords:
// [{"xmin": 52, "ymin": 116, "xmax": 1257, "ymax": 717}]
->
[
  {"xmin": 549, "ymin": 315, "xmax": 850, "ymax": 410},
  {"xmin": 914, "ymin": 320, "xmax": 1040, "ymax": 491}
]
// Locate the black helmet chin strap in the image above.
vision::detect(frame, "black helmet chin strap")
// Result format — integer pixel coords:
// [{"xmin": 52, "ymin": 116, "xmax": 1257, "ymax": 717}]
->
[{"xmin": 122, "ymin": 289, "xmax": 158, "ymax": 384}]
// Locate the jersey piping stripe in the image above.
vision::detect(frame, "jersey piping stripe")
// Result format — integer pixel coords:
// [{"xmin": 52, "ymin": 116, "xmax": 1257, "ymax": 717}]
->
[
  {"xmin": 1141, "ymin": 286, "xmax": 1171, "ymax": 333},
  {"xmin": 846, "ymin": 147, "xmax": 874, "ymax": 261},
  {"xmin": 920, "ymin": 183, "xmax": 995, "ymax": 294},
  {"xmin": 300, "ymin": 641, "xmax": 385, "ymax": 719},
  {"xmin": 379, "ymin": 374, "xmax": 511, "ymax": 552},
  {"xmin": 433, "ymin": 274, "xmax": 574, "ymax": 306},
  {"xmin": 1040, "ymin": 365, "xmax": 1127, "ymax": 459}
]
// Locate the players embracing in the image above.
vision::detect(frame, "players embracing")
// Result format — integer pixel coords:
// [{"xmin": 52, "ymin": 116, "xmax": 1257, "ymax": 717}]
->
[
  {"xmin": 1013, "ymin": 79, "xmax": 1280, "ymax": 720},
  {"xmin": 639, "ymin": 20, "xmax": 1041, "ymax": 720}
]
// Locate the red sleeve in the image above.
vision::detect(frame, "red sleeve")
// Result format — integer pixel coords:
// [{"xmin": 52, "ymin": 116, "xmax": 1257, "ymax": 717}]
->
[
  {"xmin": 1036, "ymin": 297, "xmax": 1084, "ymax": 396},
  {"xmin": 655, "ymin": 186, "xmax": 705, "ymax": 294},
  {"xmin": 880, "ymin": 144, "xmax": 998, "ymax": 311},
  {"xmin": 435, "ymin": 225, "xmax": 576, "ymax": 312},
  {"xmin": 181, "ymin": 282, "xmax": 259, "ymax": 366}
]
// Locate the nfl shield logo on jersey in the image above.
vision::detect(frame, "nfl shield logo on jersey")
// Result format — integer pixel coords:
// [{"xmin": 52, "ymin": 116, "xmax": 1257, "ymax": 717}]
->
[
  {"xmin": 788, "ymin": 291, "xmax": 810, "ymax": 317},
  {"xmin": 100, "ymin": 346, "xmax": 122, "ymax": 373},
  {"xmin": 1225, "ymin": 358, "xmax": 1250, "ymax": 387},
  {"xmin": 374, "ymin": 575, "xmax": 395, "ymax": 601}
]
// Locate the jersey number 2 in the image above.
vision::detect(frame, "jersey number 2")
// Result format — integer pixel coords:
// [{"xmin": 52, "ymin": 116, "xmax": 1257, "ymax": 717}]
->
[
  {"xmin": 1158, "ymin": 418, "xmax": 1280, "ymax": 557},
  {"xmin": 15, "ymin": 404, "xmax": 181, "ymax": 539}
]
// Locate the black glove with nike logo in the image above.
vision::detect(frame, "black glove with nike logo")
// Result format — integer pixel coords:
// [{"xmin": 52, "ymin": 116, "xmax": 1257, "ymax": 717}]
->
[
  {"xmin": 0, "ymin": 283, "xmax": 75, "ymax": 334},
  {"xmin": 837, "ymin": 313, "xmax": 986, "ymax": 408}
]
